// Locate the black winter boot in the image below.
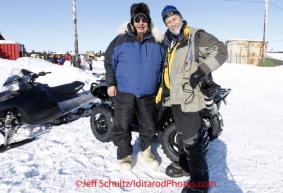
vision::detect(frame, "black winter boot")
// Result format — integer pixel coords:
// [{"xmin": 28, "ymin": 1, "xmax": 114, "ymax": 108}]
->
[
  {"xmin": 165, "ymin": 134, "xmax": 190, "ymax": 178},
  {"xmin": 165, "ymin": 164, "xmax": 190, "ymax": 177}
]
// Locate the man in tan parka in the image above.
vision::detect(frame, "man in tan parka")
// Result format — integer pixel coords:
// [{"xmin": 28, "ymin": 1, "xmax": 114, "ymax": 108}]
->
[{"xmin": 157, "ymin": 5, "xmax": 228, "ymax": 193}]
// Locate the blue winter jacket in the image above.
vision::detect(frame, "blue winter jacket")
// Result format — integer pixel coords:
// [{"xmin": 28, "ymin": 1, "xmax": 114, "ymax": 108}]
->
[{"xmin": 104, "ymin": 23, "xmax": 165, "ymax": 98}]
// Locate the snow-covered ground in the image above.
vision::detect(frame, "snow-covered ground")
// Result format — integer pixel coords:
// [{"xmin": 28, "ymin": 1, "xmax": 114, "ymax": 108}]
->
[
  {"xmin": 0, "ymin": 57, "xmax": 283, "ymax": 193},
  {"xmin": 266, "ymin": 52, "xmax": 283, "ymax": 61}
]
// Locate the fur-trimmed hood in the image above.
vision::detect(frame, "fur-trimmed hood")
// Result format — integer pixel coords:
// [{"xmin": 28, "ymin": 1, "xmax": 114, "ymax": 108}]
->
[{"xmin": 117, "ymin": 22, "xmax": 164, "ymax": 43}]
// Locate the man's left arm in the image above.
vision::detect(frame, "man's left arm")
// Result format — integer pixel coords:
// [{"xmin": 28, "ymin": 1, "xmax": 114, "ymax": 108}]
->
[{"xmin": 198, "ymin": 31, "xmax": 228, "ymax": 75}]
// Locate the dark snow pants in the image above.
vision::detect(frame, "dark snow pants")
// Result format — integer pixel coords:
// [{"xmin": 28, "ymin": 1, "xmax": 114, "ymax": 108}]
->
[
  {"xmin": 112, "ymin": 91, "xmax": 158, "ymax": 160},
  {"xmin": 171, "ymin": 105, "xmax": 209, "ymax": 186}
]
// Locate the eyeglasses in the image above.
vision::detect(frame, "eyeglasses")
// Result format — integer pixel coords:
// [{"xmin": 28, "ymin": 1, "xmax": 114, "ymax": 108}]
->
[{"xmin": 134, "ymin": 17, "xmax": 148, "ymax": 23}]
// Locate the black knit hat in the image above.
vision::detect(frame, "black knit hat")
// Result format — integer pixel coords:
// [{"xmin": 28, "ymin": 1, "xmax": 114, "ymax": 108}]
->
[{"xmin": 130, "ymin": 3, "xmax": 151, "ymax": 26}]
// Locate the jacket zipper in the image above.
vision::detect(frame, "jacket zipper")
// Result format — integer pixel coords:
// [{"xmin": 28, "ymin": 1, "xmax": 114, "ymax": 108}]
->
[
  {"xmin": 184, "ymin": 34, "xmax": 193, "ymax": 72},
  {"xmin": 145, "ymin": 44, "xmax": 147, "ymax": 59}
]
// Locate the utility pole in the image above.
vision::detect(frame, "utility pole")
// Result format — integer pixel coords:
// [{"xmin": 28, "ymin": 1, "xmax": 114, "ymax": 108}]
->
[
  {"xmin": 261, "ymin": 0, "xmax": 268, "ymax": 67},
  {"xmin": 72, "ymin": 0, "xmax": 79, "ymax": 67}
]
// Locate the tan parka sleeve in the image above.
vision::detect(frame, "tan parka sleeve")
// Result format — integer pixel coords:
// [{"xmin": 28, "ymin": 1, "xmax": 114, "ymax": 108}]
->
[{"xmin": 197, "ymin": 31, "xmax": 228, "ymax": 75}]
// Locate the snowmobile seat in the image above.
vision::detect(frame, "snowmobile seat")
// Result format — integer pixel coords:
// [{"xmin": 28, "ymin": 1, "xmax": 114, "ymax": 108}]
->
[{"xmin": 52, "ymin": 81, "xmax": 85, "ymax": 94}]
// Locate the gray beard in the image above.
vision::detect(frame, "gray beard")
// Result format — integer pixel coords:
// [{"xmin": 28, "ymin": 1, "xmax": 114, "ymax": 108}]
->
[
  {"xmin": 169, "ymin": 29, "xmax": 180, "ymax": 36},
  {"xmin": 169, "ymin": 21, "xmax": 183, "ymax": 36}
]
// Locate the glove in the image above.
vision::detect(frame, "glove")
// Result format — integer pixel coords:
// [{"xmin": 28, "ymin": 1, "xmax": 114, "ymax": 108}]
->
[
  {"xmin": 200, "ymin": 80, "xmax": 221, "ymax": 98},
  {"xmin": 190, "ymin": 67, "xmax": 206, "ymax": 89}
]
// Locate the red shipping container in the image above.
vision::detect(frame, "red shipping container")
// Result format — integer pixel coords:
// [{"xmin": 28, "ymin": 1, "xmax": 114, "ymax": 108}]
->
[{"xmin": 0, "ymin": 40, "xmax": 25, "ymax": 60}]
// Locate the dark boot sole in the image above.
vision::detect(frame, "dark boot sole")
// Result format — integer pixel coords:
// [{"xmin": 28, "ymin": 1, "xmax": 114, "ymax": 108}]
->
[
  {"xmin": 165, "ymin": 171, "xmax": 190, "ymax": 178},
  {"xmin": 165, "ymin": 164, "xmax": 190, "ymax": 178}
]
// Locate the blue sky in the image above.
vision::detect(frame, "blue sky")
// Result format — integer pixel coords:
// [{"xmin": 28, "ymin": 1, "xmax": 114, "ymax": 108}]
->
[{"xmin": 1, "ymin": 0, "xmax": 282, "ymax": 53}]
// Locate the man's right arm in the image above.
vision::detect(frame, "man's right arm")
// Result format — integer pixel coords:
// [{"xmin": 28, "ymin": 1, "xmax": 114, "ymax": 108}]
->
[{"xmin": 104, "ymin": 37, "xmax": 119, "ymax": 88}]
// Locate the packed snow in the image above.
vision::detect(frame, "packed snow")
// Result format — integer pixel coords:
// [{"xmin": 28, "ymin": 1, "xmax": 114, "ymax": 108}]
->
[
  {"xmin": 266, "ymin": 52, "xmax": 283, "ymax": 61},
  {"xmin": 0, "ymin": 57, "xmax": 283, "ymax": 193}
]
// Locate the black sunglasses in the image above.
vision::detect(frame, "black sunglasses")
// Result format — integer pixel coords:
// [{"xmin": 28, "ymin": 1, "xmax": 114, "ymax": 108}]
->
[{"xmin": 134, "ymin": 17, "xmax": 148, "ymax": 23}]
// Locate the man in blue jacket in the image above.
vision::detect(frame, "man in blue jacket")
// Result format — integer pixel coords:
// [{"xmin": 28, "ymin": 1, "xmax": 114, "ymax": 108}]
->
[{"xmin": 104, "ymin": 2, "xmax": 164, "ymax": 171}]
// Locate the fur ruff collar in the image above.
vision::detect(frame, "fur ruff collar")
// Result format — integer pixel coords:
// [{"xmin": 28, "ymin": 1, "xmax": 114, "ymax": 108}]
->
[{"xmin": 117, "ymin": 22, "xmax": 164, "ymax": 43}]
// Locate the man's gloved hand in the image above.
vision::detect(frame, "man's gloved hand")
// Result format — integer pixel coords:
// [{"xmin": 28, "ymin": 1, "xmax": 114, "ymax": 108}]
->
[
  {"xmin": 190, "ymin": 67, "xmax": 206, "ymax": 89},
  {"xmin": 200, "ymin": 80, "xmax": 221, "ymax": 98}
]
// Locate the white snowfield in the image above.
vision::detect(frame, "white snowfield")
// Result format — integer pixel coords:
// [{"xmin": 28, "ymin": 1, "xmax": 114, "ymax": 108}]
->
[
  {"xmin": 0, "ymin": 57, "xmax": 283, "ymax": 193},
  {"xmin": 266, "ymin": 52, "xmax": 283, "ymax": 61}
]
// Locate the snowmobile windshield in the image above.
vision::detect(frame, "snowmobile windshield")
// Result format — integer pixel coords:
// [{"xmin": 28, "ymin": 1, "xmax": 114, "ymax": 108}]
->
[{"xmin": 1, "ymin": 68, "xmax": 30, "ymax": 92}]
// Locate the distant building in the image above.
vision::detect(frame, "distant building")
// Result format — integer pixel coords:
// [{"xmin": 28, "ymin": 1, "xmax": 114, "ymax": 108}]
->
[
  {"xmin": 226, "ymin": 39, "xmax": 268, "ymax": 66},
  {"xmin": 0, "ymin": 40, "xmax": 25, "ymax": 60}
]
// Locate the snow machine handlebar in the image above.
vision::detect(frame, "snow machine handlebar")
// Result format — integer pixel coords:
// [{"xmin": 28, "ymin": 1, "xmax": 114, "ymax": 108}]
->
[
  {"xmin": 31, "ymin": 71, "xmax": 51, "ymax": 81},
  {"xmin": 21, "ymin": 69, "xmax": 52, "ymax": 82},
  {"xmin": 21, "ymin": 69, "xmax": 51, "ymax": 77},
  {"xmin": 38, "ymin": 71, "xmax": 51, "ymax": 76}
]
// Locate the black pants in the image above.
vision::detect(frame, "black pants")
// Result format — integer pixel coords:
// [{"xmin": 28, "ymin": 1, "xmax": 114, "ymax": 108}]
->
[
  {"xmin": 172, "ymin": 105, "xmax": 204, "ymax": 143},
  {"xmin": 112, "ymin": 92, "xmax": 158, "ymax": 159},
  {"xmin": 89, "ymin": 64, "xmax": 92, "ymax": 71},
  {"xmin": 172, "ymin": 105, "xmax": 209, "ymax": 184}
]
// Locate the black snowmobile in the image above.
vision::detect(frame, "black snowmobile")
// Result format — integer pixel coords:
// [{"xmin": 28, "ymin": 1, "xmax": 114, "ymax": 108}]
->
[
  {"xmin": 89, "ymin": 81, "xmax": 231, "ymax": 162},
  {"xmin": 0, "ymin": 68, "xmax": 97, "ymax": 152}
]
